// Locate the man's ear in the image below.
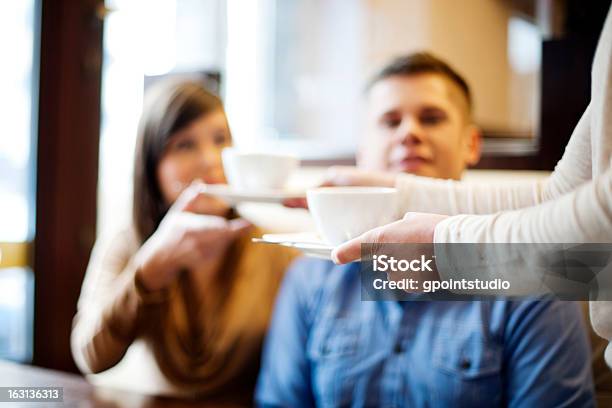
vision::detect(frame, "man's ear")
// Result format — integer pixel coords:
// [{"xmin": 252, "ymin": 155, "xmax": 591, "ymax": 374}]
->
[{"xmin": 464, "ymin": 125, "xmax": 482, "ymax": 166}]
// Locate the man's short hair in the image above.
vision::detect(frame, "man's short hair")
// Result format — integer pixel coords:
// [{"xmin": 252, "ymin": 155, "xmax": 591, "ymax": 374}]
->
[{"xmin": 367, "ymin": 52, "xmax": 472, "ymax": 113}]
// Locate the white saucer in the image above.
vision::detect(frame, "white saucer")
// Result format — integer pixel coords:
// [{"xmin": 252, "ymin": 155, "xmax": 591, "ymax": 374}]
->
[
  {"xmin": 253, "ymin": 232, "xmax": 334, "ymax": 260},
  {"xmin": 202, "ymin": 184, "xmax": 305, "ymax": 204}
]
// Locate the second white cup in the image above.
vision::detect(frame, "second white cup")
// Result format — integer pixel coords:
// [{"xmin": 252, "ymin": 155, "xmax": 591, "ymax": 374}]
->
[{"xmin": 222, "ymin": 148, "xmax": 299, "ymax": 190}]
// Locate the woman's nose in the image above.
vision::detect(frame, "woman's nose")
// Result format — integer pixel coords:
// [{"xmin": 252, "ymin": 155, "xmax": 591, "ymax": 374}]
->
[
  {"xmin": 196, "ymin": 149, "xmax": 225, "ymax": 184},
  {"xmin": 199, "ymin": 147, "xmax": 222, "ymax": 170}
]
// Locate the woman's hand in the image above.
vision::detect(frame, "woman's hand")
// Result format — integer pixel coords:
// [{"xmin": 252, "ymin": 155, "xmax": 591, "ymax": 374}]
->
[
  {"xmin": 135, "ymin": 182, "xmax": 252, "ymax": 291},
  {"xmin": 283, "ymin": 166, "xmax": 398, "ymax": 208},
  {"xmin": 331, "ymin": 212, "xmax": 448, "ymax": 264}
]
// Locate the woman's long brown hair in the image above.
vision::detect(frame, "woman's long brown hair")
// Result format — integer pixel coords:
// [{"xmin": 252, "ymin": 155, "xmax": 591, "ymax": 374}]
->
[{"xmin": 132, "ymin": 80, "xmax": 224, "ymax": 243}]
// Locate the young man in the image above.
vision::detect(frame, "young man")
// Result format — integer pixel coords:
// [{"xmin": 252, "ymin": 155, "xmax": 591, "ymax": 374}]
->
[
  {"xmin": 358, "ymin": 52, "xmax": 480, "ymax": 180},
  {"xmin": 256, "ymin": 53, "xmax": 594, "ymax": 407}
]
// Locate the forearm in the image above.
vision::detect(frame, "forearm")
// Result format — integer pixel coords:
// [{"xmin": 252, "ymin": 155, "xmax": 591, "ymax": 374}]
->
[
  {"xmin": 395, "ymin": 173, "xmax": 547, "ymax": 216},
  {"xmin": 71, "ymin": 261, "xmax": 169, "ymax": 374},
  {"xmin": 430, "ymin": 169, "xmax": 611, "ymax": 298},
  {"xmin": 434, "ymin": 166, "xmax": 612, "ymax": 243}
]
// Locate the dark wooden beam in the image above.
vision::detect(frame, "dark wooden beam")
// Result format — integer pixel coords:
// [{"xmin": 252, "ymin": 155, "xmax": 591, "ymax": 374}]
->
[{"xmin": 34, "ymin": 0, "xmax": 103, "ymax": 372}]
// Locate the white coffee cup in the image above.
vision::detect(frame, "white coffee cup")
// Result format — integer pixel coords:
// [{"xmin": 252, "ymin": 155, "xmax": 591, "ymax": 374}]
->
[
  {"xmin": 222, "ymin": 148, "xmax": 299, "ymax": 190},
  {"xmin": 307, "ymin": 186, "xmax": 399, "ymax": 245}
]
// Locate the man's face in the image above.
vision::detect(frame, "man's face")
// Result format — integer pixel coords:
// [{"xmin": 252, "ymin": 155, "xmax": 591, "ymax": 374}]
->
[{"xmin": 360, "ymin": 73, "xmax": 480, "ymax": 180}]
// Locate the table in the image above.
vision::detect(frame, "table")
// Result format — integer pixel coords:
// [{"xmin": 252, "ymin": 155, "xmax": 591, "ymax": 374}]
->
[{"xmin": 0, "ymin": 360, "xmax": 246, "ymax": 407}]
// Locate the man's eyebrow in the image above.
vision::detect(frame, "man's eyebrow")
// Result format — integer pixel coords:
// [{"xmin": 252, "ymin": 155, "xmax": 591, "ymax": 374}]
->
[{"xmin": 419, "ymin": 104, "xmax": 447, "ymax": 112}]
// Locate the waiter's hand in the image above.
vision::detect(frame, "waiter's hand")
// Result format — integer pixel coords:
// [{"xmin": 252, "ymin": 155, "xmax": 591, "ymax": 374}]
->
[{"xmin": 331, "ymin": 212, "xmax": 448, "ymax": 264}]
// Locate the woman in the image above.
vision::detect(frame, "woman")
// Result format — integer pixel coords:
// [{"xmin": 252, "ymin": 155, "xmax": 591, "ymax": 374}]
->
[{"xmin": 71, "ymin": 81, "xmax": 296, "ymax": 404}]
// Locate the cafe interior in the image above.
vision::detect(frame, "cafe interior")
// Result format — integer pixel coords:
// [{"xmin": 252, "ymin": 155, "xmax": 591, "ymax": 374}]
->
[{"xmin": 1, "ymin": 0, "xmax": 611, "ymax": 406}]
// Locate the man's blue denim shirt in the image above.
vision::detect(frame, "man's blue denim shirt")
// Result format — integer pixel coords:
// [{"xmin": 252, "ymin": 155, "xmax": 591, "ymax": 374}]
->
[{"xmin": 256, "ymin": 258, "xmax": 595, "ymax": 408}]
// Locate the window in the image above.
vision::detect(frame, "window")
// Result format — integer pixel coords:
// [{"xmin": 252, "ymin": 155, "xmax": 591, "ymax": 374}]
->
[
  {"xmin": 0, "ymin": 0, "xmax": 39, "ymax": 362},
  {"xmin": 225, "ymin": 0, "xmax": 363, "ymax": 160},
  {"xmin": 98, "ymin": 0, "xmax": 226, "ymax": 237}
]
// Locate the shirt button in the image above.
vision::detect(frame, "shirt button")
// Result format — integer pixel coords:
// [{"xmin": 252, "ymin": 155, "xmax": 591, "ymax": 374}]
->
[
  {"xmin": 393, "ymin": 341, "xmax": 403, "ymax": 354},
  {"xmin": 460, "ymin": 358, "xmax": 471, "ymax": 370}
]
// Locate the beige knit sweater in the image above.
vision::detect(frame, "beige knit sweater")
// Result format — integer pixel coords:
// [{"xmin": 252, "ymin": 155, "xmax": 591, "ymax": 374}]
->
[{"xmin": 71, "ymin": 226, "xmax": 297, "ymax": 404}]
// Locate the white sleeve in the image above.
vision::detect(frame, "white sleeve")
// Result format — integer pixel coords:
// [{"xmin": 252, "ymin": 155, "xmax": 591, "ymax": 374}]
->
[
  {"xmin": 430, "ymin": 168, "xmax": 611, "ymax": 298},
  {"xmin": 433, "ymin": 165, "xmax": 612, "ymax": 244},
  {"xmin": 395, "ymin": 105, "xmax": 593, "ymax": 216}
]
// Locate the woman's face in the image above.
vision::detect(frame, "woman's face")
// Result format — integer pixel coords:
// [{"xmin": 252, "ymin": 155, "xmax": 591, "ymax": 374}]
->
[{"xmin": 157, "ymin": 109, "xmax": 232, "ymax": 215}]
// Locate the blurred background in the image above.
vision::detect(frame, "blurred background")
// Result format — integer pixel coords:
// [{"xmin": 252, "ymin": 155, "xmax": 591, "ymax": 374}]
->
[{"xmin": 0, "ymin": 0, "xmax": 609, "ymax": 375}]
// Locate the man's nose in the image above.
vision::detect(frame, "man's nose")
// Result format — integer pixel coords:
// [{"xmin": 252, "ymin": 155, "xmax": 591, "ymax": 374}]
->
[{"xmin": 396, "ymin": 118, "xmax": 426, "ymax": 145}]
